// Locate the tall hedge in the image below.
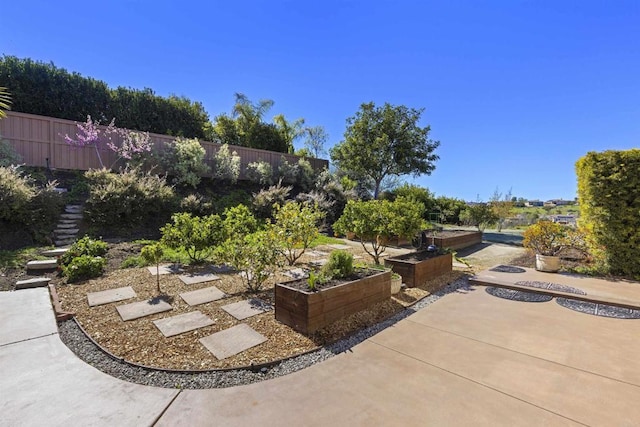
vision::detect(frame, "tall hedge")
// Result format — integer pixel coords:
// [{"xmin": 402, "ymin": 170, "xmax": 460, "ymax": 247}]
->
[
  {"xmin": 576, "ymin": 149, "xmax": 640, "ymax": 277},
  {"xmin": 0, "ymin": 55, "xmax": 209, "ymax": 138}
]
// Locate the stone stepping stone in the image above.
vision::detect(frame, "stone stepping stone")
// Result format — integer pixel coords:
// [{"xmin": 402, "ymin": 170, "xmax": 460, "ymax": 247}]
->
[
  {"xmin": 353, "ymin": 255, "xmax": 363, "ymax": 259},
  {"xmin": 180, "ymin": 286, "xmax": 225, "ymax": 306},
  {"xmin": 53, "ymin": 187, "xmax": 68, "ymax": 193},
  {"xmin": 306, "ymin": 250, "xmax": 328, "ymax": 257},
  {"xmin": 41, "ymin": 248, "xmax": 69, "ymax": 257},
  {"xmin": 309, "ymin": 259, "xmax": 328, "ymax": 267},
  {"xmin": 55, "ymin": 223, "xmax": 78, "ymax": 229},
  {"xmin": 87, "ymin": 286, "xmax": 137, "ymax": 307},
  {"xmin": 326, "ymin": 244, "xmax": 352, "ymax": 250},
  {"xmin": 210, "ymin": 264, "xmax": 234, "ymax": 274},
  {"xmin": 199, "ymin": 324, "xmax": 267, "ymax": 360},
  {"xmin": 178, "ymin": 272, "xmax": 220, "ymax": 285},
  {"xmin": 116, "ymin": 299, "xmax": 172, "ymax": 321},
  {"xmin": 55, "ymin": 228, "xmax": 79, "ymax": 235},
  {"xmin": 59, "ymin": 219, "xmax": 79, "ymax": 224},
  {"xmin": 221, "ymin": 298, "xmax": 272, "ymax": 320},
  {"xmin": 55, "ymin": 239, "xmax": 76, "ymax": 247},
  {"xmin": 147, "ymin": 264, "xmax": 183, "ymax": 276},
  {"xmin": 65, "ymin": 206, "xmax": 83, "ymax": 213},
  {"xmin": 153, "ymin": 311, "xmax": 214, "ymax": 337},
  {"xmin": 60, "ymin": 213, "xmax": 83, "ymax": 220},
  {"xmin": 26, "ymin": 259, "xmax": 58, "ymax": 270},
  {"xmin": 282, "ymin": 268, "xmax": 309, "ymax": 280},
  {"xmin": 15, "ymin": 277, "xmax": 51, "ymax": 290}
]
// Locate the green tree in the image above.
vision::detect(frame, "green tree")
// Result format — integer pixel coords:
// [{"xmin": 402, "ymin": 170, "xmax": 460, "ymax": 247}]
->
[
  {"xmin": 460, "ymin": 203, "xmax": 497, "ymax": 232},
  {"xmin": 269, "ymin": 201, "xmax": 325, "ymax": 265},
  {"xmin": 160, "ymin": 213, "xmax": 224, "ymax": 263},
  {"xmin": 489, "ymin": 188, "xmax": 514, "ymax": 232},
  {"xmin": 273, "ymin": 114, "xmax": 305, "ymax": 154},
  {"xmin": 330, "ymin": 102, "xmax": 440, "ymax": 199},
  {"xmin": 140, "ymin": 243, "xmax": 165, "ymax": 293},
  {"xmin": 333, "ymin": 198, "xmax": 424, "ymax": 264}
]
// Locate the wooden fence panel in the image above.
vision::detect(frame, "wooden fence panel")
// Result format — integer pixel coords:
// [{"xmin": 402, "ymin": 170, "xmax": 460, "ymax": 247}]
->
[{"xmin": 0, "ymin": 111, "xmax": 329, "ymax": 176}]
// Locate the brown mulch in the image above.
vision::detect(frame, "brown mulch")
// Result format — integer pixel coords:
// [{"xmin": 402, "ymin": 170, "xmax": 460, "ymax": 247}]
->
[{"xmin": 56, "ymin": 242, "xmax": 466, "ymax": 371}]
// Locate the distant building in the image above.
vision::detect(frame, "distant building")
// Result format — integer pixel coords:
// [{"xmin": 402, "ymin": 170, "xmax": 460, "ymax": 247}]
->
[
  {"xmin": 548, "ymin": 199, "xmax": 573, "ymax": 206},
  {"xmin": 549, "ymin": 215, "xmax": 577, "ymax": 226},
  {"xmin": 525, "ymin": 200, "xmax": 543, "ymax": 207}
]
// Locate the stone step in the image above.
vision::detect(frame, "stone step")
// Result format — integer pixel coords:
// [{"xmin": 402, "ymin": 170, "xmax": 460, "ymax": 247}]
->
[
  {"xmin": 26, "ymin": 259, "xmax": 58, "ymax": 270},
  {"xmin": 15, "ymin": 277, "xmax": 52, "ymax": 290},
  {"xmin": 65, "ymin": 205, "xmax": 83, "ymax": 213},
  {"xmin": 54, "ymin": 228, "xmax": 79, "ymax": 236},
  {"xmin": 41, "ymin": 248, "xmax": 69, "ymax": 257},
  {"xmin": 60, "ymin": 213, "xmax": 83, "ymax": 220},
  {"xmin": 56, "ymin": 223, "xmax": 78, "ymax": 229},
  {"xmin": 55, "ymin": 239, "xmax": 76, "ymax": 247}
]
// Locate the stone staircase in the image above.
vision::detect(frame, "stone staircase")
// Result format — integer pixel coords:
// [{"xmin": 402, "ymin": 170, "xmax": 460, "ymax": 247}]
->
[{"xmin": 16, "ymin": 203, "xmax": 84, "ymax": 290}]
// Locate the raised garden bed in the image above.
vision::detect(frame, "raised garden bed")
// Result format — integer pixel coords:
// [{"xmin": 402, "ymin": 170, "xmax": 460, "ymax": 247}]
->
[
  {"xmin": 384, "ymin": 251, "xmax": 452, "ymax": 289},
  {"xmin": 275, "ymin": 269, "xmax": 391, "ymax": 334},
  {"xmin": 425, "ymin": 230, "xmax": 482, "ymax": 250}
]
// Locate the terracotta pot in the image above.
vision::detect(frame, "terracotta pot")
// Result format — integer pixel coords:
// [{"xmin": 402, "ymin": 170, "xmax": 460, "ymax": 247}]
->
[{"xmin": 535, "ymin": 254, "xmax": 560, "ymax": 272}]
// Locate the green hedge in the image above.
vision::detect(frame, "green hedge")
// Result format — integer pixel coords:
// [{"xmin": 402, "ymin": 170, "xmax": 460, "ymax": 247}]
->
[
  {"xmin": 0, "ymin": 55, "xmax": 210, "ymax": 138},
  {"xmin": 576, "ymin": 149, "xmax": 640, "ymax": 277}
]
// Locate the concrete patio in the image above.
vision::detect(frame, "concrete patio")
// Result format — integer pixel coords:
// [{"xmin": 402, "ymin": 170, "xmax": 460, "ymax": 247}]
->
[{"xmin": 2, "ymin": 269, "xmax": 640, "ymax": 426}]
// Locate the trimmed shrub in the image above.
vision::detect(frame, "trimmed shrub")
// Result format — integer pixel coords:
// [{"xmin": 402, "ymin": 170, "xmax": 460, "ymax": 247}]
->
[
  {"xmin": 245, "ymin": 160, "xmax": 274, "ymax": 186},
  {"xmin": 576, "ymin": 149, "xmax": 640, "ymax": 277},
  {"xmin": 0, "ymin": 137, "xmax": 21, "ymax": 167},
  {"xmin": 85, "ymin": 169, "xmax": 177, "ymax": 230},
  {"xmin": 321, "ymin": 250, "xmax": 354, "ymax": 279},
  {"xmin": 59, "ymin": 236, "xmax": 108, "ymax": 267},
  {"xmin": 0, "ymin": 166, "xmax": 34, "ymax": 225},
  {"xmin": 62, "ymin": 255, "xmax": 106, "ymax": 283},
  {"xmin": 180, "ymin": 194, "xmax": 215, "ymax": 217},
  {"xmin": 252, "ymin": 181, "xmax": 292, "ymax": 219},
  {"xmin": 212, "ymin": 144, "xmax": 240, "ymax": 183},
  {"xmin": 160, "ymin": 213, "xmax": 224, "ymax": 263},
  {"xmin": 160, "ymin": 137, "xmax": 209, "ymax": 188}
]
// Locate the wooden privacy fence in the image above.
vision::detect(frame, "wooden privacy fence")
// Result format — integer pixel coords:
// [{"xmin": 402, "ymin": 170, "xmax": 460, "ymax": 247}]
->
[{"xmin": 0, "ymin": 111, "xmax": 328, "ymax": 178}]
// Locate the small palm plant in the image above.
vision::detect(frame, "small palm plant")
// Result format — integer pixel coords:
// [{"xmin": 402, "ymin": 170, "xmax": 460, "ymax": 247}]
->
[{"xmin": 0, "ymin": 87, "xmax": 11, "ymax": 119}]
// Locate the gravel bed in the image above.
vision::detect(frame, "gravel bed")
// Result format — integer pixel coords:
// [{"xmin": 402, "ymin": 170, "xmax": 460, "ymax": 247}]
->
[
  {"xmin": 58, "ymin": 276, "xmax": 471, "ymax": 389},
  {"xmin": 485, "ymin": 286, "xmax": 554, "ymax": 303},
  {"xmin": 515, "ymin": 280, "xmax": 587, "ymax": 295},
  {"xmin": 556, "ymin": 298, "xmax": 640, "ymax": 319}
]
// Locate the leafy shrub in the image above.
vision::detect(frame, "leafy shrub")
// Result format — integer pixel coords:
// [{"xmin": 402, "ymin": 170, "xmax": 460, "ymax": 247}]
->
[
  {"xmin": 211, "ymin": 190, "xmax": 252, "ymax": 214},
  {"xmin": 160, "ymin": 137, "xmax": 209, "ymax": 188},
  {"xmin": 321, "ymin": 250, "xmax": 354, "ymax": 280},
  {"xmin": 160, "ymin": 213, "xmax": 224, "ymax": 263},
  {"xmin": 245, "ymin": 160, "xmax": 273, "ymax": 186},
  {"xmin": 59, "ymin": 236, "xmax": 108, "ymax": 266},
  {"xmin": 215, "ymin": 230, "xmax": 282, "ymax": 293},
  {"xmin": 61, "ymin": 255, "xmax": 106, "ymax": 282},
  {"xmin": 277, "ymin": 157, "xmax": 297, "ymax": 185},
  {"xmin": 29, "ymin": 181, "xmax": 66, "ymax": 241},
  {"xmin": 252, "ymin": 181, "xmax": 292, "ymax": 219},
  {"xmin": 85, "ymin": 169, "xmax": 177, "ymax": 230},
  {"xmin": 212, "ymin": 144, "xmax": 240, "ymax": 183},
  {"xmin": 180, "ymin": 194, "xmax": 215, "ymax": 217},
  {"xmin": 576, "ymin": 149, "xmax": 640, "ymax": 277},
  {"xmin": 0, "ymin": 138, "xmax": 21, "ymax": 167},
  {"xmin": 269, "ymin": 201, "xmax": 324, "ymax": 265},
  {"xmin": 222, "ymin": 204, "xmax": 259, "ymax": 240},
  {"xmin": 296, "ymin": 158, "xmax": 315, "ymax": 191},
  {"xmin": 295, "ymin": 191, "xmax": 335, "ymax": 230}
]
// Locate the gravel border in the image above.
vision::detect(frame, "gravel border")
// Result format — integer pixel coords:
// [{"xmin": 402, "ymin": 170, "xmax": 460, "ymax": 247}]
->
[
  {"xmin": 485, "ymin": 286, "xmax": 554, "ymax": 303},
  {"xmin": 556, "ymin": 298, "xmax": 640, "ymax": 319},
  {"xmin": 515, "ymin": 280, "xmax": 587, "ymax": 296},
  {"xmin": 58, "ymin": 276, "xmax": 471, "ymax": 389},
  {"xmin": 488, "ymin": 265, "xmax": 526, "ymax": 273}
]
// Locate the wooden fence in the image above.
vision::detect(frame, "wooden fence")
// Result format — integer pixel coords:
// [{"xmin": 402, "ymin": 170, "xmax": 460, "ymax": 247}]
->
[{"xmin": 0, "ymin": 111, "xmax": 328, "ymax": 178}]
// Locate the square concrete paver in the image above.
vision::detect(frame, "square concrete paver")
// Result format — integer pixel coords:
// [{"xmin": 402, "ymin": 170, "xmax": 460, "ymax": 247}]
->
[
  {"xmin": 147, "ymin": 264, "xmax": 183, "ymax": 276},
  {"xmin": 221, "ymin": 298, "xmax": 272, "ymax": 320},
  {"xmin": 87, "ymin": 286, "xmax": 136, "ymax": 307},
  {"xmin": 116, "ymin": 299, "xmax": 172, "ymax": 321},
  {"xmin": 326, "ymin": 244, "xmax": 352, "ymax": 250},
  {"xmin": 309, "ymin": 259, "xmax": 328, "ymax": 267},
  {"xmin": 282, "ymin": 268, "xmax": 308, "ymax": 280},
  {"xmin": 178, "ymin": 272, "xmax": 220, "ymax": 285},
  {"xmin": 153, "ymin": 311, "xmax": 214, "ymax": 337},
  {"xmin": 199, "ymin": 324, "xmax": 267, "ymax": 359},
  {"xmin": 180, "ymin": 286, "xmax": 225, "ymax": 306}
]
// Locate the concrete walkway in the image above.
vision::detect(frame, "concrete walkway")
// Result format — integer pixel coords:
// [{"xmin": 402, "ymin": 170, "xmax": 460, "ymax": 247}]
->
[{"xmin": 3, "ymin": 279, "xmax": 640, "ymax": 426}]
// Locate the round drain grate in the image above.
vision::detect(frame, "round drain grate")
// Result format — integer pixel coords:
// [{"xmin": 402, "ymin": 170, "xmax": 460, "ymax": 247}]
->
[
  {"xmin": 556, "ymin": 298, "xmax": 640, "ymax": 319},
  {"xmin": 486, "ymin": 287, "xmax": 553, "ymax": 303},
  {"xmin": 489, "ymin": 265, "xmax": 526, "ymax": 273},
  {"xmin": 514, "ymin": 280, "xmax": 586, "ymax": 296}
]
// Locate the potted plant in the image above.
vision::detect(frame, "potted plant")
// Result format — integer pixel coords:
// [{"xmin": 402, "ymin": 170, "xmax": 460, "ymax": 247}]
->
[{"xmin": 522, "ymin": 220, "xmax": 585, "ymax": 272}]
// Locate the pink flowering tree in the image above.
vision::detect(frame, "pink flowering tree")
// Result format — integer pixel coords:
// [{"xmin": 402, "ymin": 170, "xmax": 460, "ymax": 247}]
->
[{"xmin": 64, "ymin": 116, "xmax": 153, "ymax": 170}]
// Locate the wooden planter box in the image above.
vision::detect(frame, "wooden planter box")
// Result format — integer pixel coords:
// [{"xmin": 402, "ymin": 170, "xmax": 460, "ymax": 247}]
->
[
  {"xmin": 384, "ymin": 252, "xmax": 452, "ymax": 288},
  {"xmin": 275, "ymin": 270, "xmax": 391, "ymax": 334},
  {"xmin": 431, "ymin": 230, "xmax": 482, "ymax": 250}
]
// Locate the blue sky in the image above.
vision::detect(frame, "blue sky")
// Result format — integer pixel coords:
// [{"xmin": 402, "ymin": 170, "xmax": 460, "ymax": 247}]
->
[{"xmin": 2, "ymin": 1, "xmax": 639, "ymax": 201}]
